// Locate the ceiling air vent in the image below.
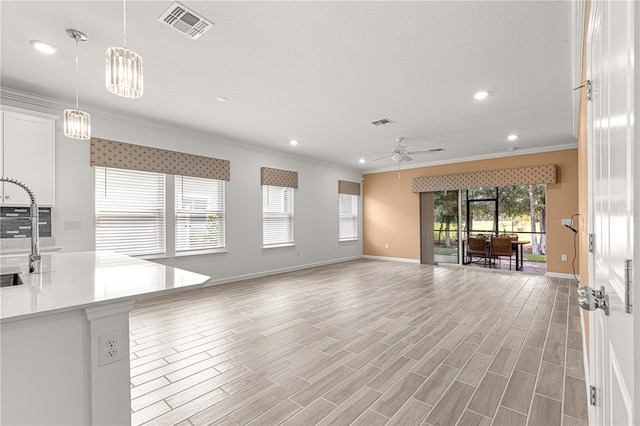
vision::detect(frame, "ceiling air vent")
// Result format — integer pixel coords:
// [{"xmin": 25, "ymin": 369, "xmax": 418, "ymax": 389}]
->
[
  {"xmin": 158, "ymin": 2, "xmax": 213, "ymax": 40},
  {"xmin": 371, "ymin": 118, "xmax": 394, "ymax": 126}
]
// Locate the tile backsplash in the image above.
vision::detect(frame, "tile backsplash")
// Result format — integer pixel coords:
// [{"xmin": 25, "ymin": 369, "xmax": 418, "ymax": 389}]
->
[{"xmin": 0, "ymin": 206, "xmax": 52, "ymax": 239}]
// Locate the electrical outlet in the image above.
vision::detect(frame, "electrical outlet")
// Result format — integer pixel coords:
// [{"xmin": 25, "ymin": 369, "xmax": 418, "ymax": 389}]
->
[
  {"xmin": 99, "ymin": 330, "xmax": 124, "ymax": 367},
  {"xmin": 385, "ymin": 243, "xmax": 389, "ymax": 249},
  {"xmin": 561, "ymin": 254, "xmax": 568, "ymax": 261},
  {"xmin": 64, "ymin": 220, "xmax": 82, "ymax": 230},
  {"xmin": 562, "ymin": 218, "xmax": 573, "ymax": 226}
]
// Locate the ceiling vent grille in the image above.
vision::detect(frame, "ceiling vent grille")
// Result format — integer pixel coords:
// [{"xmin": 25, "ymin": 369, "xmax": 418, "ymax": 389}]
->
[
  {"xmin": 158, "ymin": 2, "xmax": 213, "ymax": 40},
  {"xmin": 371, "ymin": 118, "xmax": 394, "ymax": 126}
]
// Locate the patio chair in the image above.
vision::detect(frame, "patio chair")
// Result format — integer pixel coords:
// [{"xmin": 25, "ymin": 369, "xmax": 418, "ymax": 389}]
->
[
  {"xmin": 490, "ymin": 236, "xmax": 516, "ymax": 270},
  {"xmin": 467, "ymin": 236, "xmax": 489, "ymax": 267}
]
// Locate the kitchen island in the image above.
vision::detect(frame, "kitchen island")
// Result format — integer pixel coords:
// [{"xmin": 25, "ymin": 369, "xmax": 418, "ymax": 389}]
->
[{"xmin": 0, "ymin": 251, "xmax": 210, "ymax": 425}]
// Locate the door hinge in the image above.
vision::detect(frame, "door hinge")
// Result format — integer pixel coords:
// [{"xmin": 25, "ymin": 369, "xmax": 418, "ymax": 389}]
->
[
  {"xmin": 625, "ymin": 259, "xmax": 633, "ymax": 314},
  {"xmin": 586, "ymin": 80, "xmax": 592, "ymax": 101},
  {"xmin": 590, "ymin": 385, "xmax": 597, "ymax": 406},
  {"xmin": 588, "ymin": 234, "xmax": 594, "ymax": 253}
]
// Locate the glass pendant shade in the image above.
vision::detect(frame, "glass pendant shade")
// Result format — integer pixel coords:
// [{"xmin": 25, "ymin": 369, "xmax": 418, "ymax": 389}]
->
[
  {"xmin": 106, "ymin": 47, "xmax": 143, "ymax": 98},
  {"xmin": 64, "ymin": 109, "xmax": 91, "ymax": 140},
  {"xmin": 64, "ymin": 29, "xmax": 90, "ymax": 140}
]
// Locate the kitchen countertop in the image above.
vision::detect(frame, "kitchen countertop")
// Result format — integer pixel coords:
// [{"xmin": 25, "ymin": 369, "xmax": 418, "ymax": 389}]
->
[
  {"xmin": 0, "ymin": 251, "xmax": 211, "ymax": 322},
  {"xmin": 0, "ymin": 245, "xmax": 64, "ymax": 255},
  {"xmin": 1, "ymin": 237, "xmax": 62, "ymax": 255}
]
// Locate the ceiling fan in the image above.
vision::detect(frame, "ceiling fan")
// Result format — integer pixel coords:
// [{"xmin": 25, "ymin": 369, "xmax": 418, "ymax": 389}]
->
[{"xmin": 372, "ymin": 137, "xmax": 444, "ymax": 163}]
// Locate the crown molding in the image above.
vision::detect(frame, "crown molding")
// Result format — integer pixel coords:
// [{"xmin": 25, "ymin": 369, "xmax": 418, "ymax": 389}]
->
[
  {"xmin": 361, "ymin": 143, "xmax": 579, "ymax": 174},
  {"xmin": 0, "ymin": 86, "xmax": 361, "ymax": 175}
]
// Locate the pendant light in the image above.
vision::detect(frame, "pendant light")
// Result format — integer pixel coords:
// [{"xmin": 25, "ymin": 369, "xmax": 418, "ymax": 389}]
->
[
  {"xmin": 106, "ymin": 0, "xmax": 143, "ymax": 98},
  {"xmin": 64, "ymin": 29, "xmax": 91, "ymax": 140}
]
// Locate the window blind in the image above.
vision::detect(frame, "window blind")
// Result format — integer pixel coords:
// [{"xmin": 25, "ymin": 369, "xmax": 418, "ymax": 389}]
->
[
  {"xmin": 339, "ymin": 193, "xmax": 358, "ymax": 240},
  {"xmin": 95, "ymin": 168, "xmax": 166, "ymax": 256},
  {"xmin": 263, "ymin": 185, "xmax": 294, "ymax": 246},
  {"xmin": 175, "ymin": 176, "xmax": 225, "ymax": 252}
]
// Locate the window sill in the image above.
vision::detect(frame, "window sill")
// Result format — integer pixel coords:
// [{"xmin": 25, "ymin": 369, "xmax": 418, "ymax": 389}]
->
[
  {"xmin": 174, "ymin": 248, "xmax": 228, "ymax": 257},
  {"xmin": 136, "ymin": 253, "xmax": 170, "ymax": 261},
  {"xmin": 136, "ymin": 248, "xmax": 228, "ymax": 260},
  {"xmin": 339, "ymin": 238, "xmax": 359, "ymax": 242},
  {"xmin": 262, "ymin": 243, "xmax": 295, "ymax": 249}
]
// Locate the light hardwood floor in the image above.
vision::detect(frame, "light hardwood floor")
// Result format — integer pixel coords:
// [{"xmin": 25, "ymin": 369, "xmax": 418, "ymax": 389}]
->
[{"xmin": 129, "ymin": 259, "xmax": 588, "ymax": 426}]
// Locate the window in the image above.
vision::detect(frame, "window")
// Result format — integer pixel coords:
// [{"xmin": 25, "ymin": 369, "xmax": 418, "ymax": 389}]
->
[
  {"xmin": 339, "ymin": 193, "xmax": 358, "ymax": 240},
  {"xmin": 95, "ymin": 168, "xmax": 166, "ymax": 256},
  {"xmin": 263, "ymin": 185, "xmax": 294, "ymax": 247},
  {"xmin": 175, "ymin": 176, "xmax": 225, "ymax": 252},
  {"xmin": 96, "ymin": 169, "xmax": 227, "ymax": 257}
]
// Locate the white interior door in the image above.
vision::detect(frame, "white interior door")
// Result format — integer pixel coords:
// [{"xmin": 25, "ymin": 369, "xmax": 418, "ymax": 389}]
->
[{"xmin": 586, "ymin": 0, "xmax": 636, "ymax": 424}]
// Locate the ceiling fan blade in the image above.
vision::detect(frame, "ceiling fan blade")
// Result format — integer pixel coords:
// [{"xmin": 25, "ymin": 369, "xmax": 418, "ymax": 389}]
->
[
  {"xmin": 371, "ymin": 155, "xmax": 390, "ymax": 161},
  {"xmin": 406, "ymin": 148, "xmax": 445, "ymax": 154},
  {"xmin": 401, "ymin": 153, "xmax": 413, "ymax": 162}
]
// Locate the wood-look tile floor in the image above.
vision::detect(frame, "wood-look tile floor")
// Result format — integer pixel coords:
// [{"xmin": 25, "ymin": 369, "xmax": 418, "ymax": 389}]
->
[{"xmin": 129, "ymin": 259, "xmax": 588, "ymax": 426}]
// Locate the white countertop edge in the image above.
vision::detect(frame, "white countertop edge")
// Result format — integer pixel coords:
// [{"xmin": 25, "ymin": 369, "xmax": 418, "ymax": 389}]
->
[
  {"xmin": 0, "ymin": 246, "xmax": 64, "ymax": 255},
  {"xmin": 0, "ymin": 251, "xmax": 211, "ymax": 323},
  {"xmin": 0, "ymin": 280, "xmax": 210, "ymax": 324}
]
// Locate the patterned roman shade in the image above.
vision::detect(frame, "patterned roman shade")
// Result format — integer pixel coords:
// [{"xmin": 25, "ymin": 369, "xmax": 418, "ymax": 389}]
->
[
  {"xmin": 261, "ymin": 167, "xmax": 298, "ymax": 188},
  {"xmin": 338, "ymin": 180, "xmax": 361, "ymax": 196},
  {"xmin": 90, "ymin": 137, "xmax": 230, "ymax": 181},
  {"xmin": 411, "ymin": 164, "xmax": 557, "ymax": 193}
]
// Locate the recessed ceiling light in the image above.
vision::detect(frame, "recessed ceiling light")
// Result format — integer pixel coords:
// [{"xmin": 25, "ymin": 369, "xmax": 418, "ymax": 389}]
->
[
  {"xmin": 216, "ymin": 96, "xmax": 229, "ymax": 102},
  {"xmin": 507, "ymin": 134, "xmax": 518, "ymax": 141},
  {"xmin": 29, "ymin": 40, "xmax": 57, "ymax": 55},
  {"xmin": 474, "ymin": 91, "xmax": 489, "ymax": 100},
  {"xmin": 289, "ymin": 140, "xmax": 298, "ymax": 146},
  {"xmin": 359, "ymin": 158, "xmax": 366, "ymax": 164}
]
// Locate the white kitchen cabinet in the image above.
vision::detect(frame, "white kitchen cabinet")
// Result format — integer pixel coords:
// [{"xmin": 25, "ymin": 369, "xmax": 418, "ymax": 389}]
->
[{"xmin": 1, "ymin": 108, "xmax": 56, "ymax": 206}]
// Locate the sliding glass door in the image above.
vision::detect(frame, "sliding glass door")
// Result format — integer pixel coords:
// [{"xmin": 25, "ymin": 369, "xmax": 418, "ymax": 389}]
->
[{"xmin": 465, "ymin": 187, "xmax": 498, "ymax": 237}]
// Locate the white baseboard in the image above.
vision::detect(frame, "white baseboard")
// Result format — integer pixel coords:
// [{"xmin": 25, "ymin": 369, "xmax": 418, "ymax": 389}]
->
[
  {"xmin": 204, "ymin": 255, "xmax": 364, "ymax": 286},
  {"xmin": 362, "ymin": 255, "xmax": 420, "ymax": 264},
  {"xmin": 545, "ymin": 272, "xmax": 580, "ymax": 281}
]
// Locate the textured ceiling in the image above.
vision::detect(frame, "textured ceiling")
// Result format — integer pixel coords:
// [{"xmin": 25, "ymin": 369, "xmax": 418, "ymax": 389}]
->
[{"xmin": 0, "ymin": 1, "xmax": 576, "ymax": 171}]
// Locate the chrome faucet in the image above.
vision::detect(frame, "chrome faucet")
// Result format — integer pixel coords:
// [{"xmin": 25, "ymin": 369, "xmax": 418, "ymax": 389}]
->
[{"xmin": 0, "ymin": 177, "xmax": 41, "ymax": 273}]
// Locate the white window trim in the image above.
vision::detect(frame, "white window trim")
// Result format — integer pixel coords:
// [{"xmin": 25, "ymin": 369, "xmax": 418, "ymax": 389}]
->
[
  {"xmin": 338, "ymin": 193, "xmax": 359, "ymax": 242},
  {"xmin": 262, "ymin": 243, "xmax": 296, "ymax": 249},
  {"xmin": 262, "ymin": 185, "xmax": 295, "ymax": 248},
  {"xmin": 96, "ymin": 172, "xmax": 227, "ymax": 259}
]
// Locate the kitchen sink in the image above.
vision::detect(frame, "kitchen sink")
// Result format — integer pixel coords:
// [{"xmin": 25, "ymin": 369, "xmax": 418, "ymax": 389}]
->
[{"xmin": 0, "ymin": 272, "xmax": 24, "ymax": 287}]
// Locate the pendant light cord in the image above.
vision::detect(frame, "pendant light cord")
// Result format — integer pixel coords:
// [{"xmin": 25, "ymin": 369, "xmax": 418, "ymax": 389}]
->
[
  {"xmin": 74, "ymin": 36, "xmax": 79, "ymax": 110},
  {"xmin": 123, "ymin": 0, "xmax": 127, "ymax": 48}
]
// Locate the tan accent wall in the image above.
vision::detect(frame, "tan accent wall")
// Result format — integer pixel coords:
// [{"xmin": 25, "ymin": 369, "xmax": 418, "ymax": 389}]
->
[{"xmin": 363, "ymin": 149, "xmax": 579, "ymax": 274}]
